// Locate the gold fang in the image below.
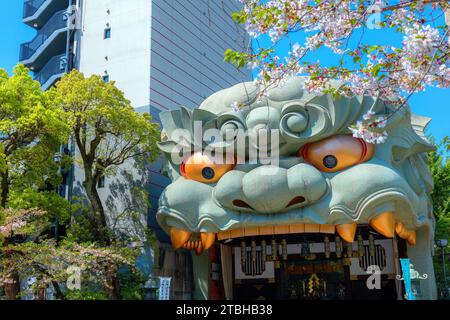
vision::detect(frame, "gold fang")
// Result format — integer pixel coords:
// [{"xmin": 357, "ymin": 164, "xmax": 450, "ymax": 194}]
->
[
  {"xmin": 170, "ymin": 228, "xmax": 192, "ymax": 249},
  {"xmin": 370, "ymin": 212, "xmax": 395, "ymax": 238},
  {"xmin": 195, "ymin": 241, "xmax": 204, "ymax": 256},
  {"xmin": 395, "ymin": 222, "xmax": 416, "ymax": 246},
  {"xmin": 336, "ymin": 223, "xmax": 357, "ymax": 243},
  {"xmin": 406, "ymin": 230, "xmax": 416, "ymax": 246},
  {"xmin": 200, "ymin": 232, "xmax": 216, "ymax": 250}
]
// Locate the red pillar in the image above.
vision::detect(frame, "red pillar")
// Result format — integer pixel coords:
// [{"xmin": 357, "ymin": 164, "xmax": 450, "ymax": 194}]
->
[{"xmin": 208, "ymin": 244, "xmax": 225, "ymax": 300}]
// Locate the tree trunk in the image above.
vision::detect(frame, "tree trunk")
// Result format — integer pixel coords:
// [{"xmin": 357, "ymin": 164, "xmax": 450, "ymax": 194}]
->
[
  {"xmin": 105, "ymin": 267, "xmax": 121, "ymax": 300},
  {"xmin": 52, "ymin": 281, "xmax": 66, "ymax": 300},
  {"xmin": 3, "ymin": 273, "xmax": 20, "ymax": 300},
  {"xmin": 111, "ymin": 274, "xmax": 121, "ymax": 300},
  {"xmin": 33, "ymin": 286, "xmax": 47, "ymax": 300},
  {"xmin": 82, "ymin": 167, "xmax": 109, "ymax": 244},
  {"xmin": 0, "ymin": 168, "xmax": 9, "ymax": 208}
]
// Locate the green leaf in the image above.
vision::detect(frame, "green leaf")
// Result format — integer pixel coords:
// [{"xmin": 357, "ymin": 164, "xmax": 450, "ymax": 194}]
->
[{"xmin": 371, "ymin": 64, "xmax": 382, "ymax": 77}]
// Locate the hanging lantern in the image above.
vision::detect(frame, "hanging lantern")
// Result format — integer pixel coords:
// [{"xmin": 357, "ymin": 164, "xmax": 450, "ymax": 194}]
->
[
  {"xmin": 369, "ymin": 234, "xmax": 375, "ymax": 257},
  {"xmin": 251, "ymin": 240, "xmax": 256, "ymax": 262},
  {"xmin": 324, "ymin": 236, "xmax": 331, "ymax": 259},
  {"xmin": 241, "ymin": 240, "xmax": 247, "ymax": 265},
  {"xmin": 271, "ymin": 239, "xmax": 277, "ymax": 261},
  {"xmin": 281, "ymin": 238, "xmax": 288, "ymax": 260},
  {"xmin": 261, "ymin": 240, "xmax": 267, "ymax": 262},
  {"xmin": 335, "ymin": 236, "xmax": 342, "ymax": 258},
  {"xmin": 346, "ymin": 242, "xmax": 353, "ymax": 258},
  {"xmin": 357, "ymin": 234, "xmax": 364, "ymax": 257}
]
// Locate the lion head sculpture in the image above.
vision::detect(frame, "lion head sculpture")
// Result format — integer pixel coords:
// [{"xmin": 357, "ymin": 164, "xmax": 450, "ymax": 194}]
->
[{"xmin": 156, "ymin": 77, "xmax": 436, "ymax": 298}]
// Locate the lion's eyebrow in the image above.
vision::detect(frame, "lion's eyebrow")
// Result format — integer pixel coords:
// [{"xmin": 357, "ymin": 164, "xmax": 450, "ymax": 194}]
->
[{"xmin": 234, "ymin": 157, "xmax": 304, "ymax": 171}]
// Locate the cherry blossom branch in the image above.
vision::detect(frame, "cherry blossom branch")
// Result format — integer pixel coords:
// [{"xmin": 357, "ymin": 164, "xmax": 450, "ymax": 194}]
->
[
  {"xmin": 226, "ymin": 0, "xmax": 450, "ymax": 143},
  {"xmin": 380, "ymin": 0, "xmax": 444, "ymax": 13}
]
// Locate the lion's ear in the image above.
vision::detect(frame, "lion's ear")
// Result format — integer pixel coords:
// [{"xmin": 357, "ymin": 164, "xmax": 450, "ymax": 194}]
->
[
  {"xmin": 410, "ymin": 114, "xmax": 433, "ymax": 144},
  {"xmin": 390, "ymin": 113, "xmax": 435, "ymax": 165},
  {"xmin": 158, "ymin": 107, "xmax": 218, "ymax": 155},
  {"xmin": 386, "ymin": 112, "xmax": 435, "ymax": 196},
  {"xmin": 392, "ymin": 143, "xmax": 435, "ymax": 164}
]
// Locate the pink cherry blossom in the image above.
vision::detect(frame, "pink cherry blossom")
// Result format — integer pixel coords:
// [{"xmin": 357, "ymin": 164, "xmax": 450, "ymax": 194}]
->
[{"xmin": 231, "ymin": 0, "xmax": 449, "ymax": 143}]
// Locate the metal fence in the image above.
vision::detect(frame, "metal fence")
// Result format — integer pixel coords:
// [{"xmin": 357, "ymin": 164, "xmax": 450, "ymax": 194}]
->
[
  {"xmin": 23, "ymin": 0, "xmax": 48, "ymax": 19},
  {"xmin": 34, "ymin": 53, "xmax": 67, "ymax": 87},
  {"xmin": 19, "ymin": 9, "xmax": 68, "ymax": 61}
]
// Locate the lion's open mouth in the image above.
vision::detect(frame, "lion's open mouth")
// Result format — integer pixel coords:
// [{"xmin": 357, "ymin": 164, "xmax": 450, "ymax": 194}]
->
[
  {"xmin": 232, "ymin": 199, "xmax": 253, "ymax": 209},
  {"xmin": 286, "ymin": 196, "xmax": 306, "ymax": 207},
  {"xmin": 169, "ymin": 212, "xmax": 417, "ymax": 255},
  {"xmin": 232, "ymin": 196, "xmax": 306, "ymax": 210}
]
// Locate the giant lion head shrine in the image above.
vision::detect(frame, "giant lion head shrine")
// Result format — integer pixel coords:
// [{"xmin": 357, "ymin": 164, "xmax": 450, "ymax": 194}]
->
[{"xmin": 155, "ymin": 77, "xmax": 436, "ymax": 300}]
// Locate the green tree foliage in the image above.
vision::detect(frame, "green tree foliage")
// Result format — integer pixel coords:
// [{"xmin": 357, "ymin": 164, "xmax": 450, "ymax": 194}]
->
[
  {"xmin": 0, "ymin": 208, "xmax": 49, "ymax": 243},
  {"xmin": 429, "ymin": 137, "xmax": 450, "ymax": 221},
  {"xmin": 0, "ymin": 65, "xmax": 70, "ymax": 215},
  {"xmin": 429, "ymin": 137, "xmax": 450, "ymax": 297},
  {"xmin": 0, "ymin": 65, "xmax": 71, "ymax": 299},
  {"xmin": 0, "ymin": 65, "xmax": 154, "ymax": 300},
  {"xmin": 50, "ymin": 70, "xmax": 160, "ymax": 244},
  {"xmin": 0, "ymin": 208, "xmax": 54, "ymax": 299},
  {"xmin": 0, "ymin": 239, "xmax": 139, "ymax": 300}
]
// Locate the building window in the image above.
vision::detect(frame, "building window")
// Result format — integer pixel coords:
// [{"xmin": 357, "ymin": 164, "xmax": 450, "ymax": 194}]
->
[
  {"xmin": 98, "ymin": 176, "xmax": 105, "ymax": 188},
  {"xmin": 104, "ymin": 28, "xmax": 111, "ymax": 39},
  {"xmin": 102, "ymin": 75, "xmax": 110, "ymax": 82}
]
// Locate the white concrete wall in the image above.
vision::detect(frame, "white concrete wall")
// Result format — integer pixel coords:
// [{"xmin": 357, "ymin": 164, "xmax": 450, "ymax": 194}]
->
[
  {"xmin": 77, "ymin": 0, "xmax": 151, "ymax": 108},
  {"xmin": 73, "ymin": 0, "xmax": 152, "ymax": 242}
]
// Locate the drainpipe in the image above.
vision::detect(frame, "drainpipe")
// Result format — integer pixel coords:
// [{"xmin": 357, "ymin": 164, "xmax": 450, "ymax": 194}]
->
[{"xmin": 64, "ymin": 0, "xmax": 72, "ymax": 73}]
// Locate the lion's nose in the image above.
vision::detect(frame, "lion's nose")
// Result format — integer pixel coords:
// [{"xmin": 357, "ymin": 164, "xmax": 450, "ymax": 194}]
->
[
  {"xmin": 214, "ymin": 164, "xmax": 327, "ymax": 213},
  {"xmin": 241, "ymin": 166, "xmax": 292, "ymax": 212}
]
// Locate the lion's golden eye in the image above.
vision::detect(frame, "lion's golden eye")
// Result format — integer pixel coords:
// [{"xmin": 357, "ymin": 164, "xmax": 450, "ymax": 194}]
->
[
  {"xmin": 300, "ymin": 135, "xmax": 374, "ymax": 173},
  {"xmin": 181, "ymin": 152, "xmax": 236, "ymax": 183}
]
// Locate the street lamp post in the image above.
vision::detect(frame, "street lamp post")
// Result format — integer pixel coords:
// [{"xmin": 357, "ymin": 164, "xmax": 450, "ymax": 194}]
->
[
  {"xmin": 144, "ymin": 276, "xmax": 160, "ymax": 300},
  {"xmin": 53, "ymin": 152, "xmax": 63, "ymax": 241},
  {"xmin": 436, "ymin": 239, "xmax": 449, "ymax": 298}
]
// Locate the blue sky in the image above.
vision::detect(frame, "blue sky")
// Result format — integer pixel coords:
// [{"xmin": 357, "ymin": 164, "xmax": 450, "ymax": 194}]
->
[{"xmin": 0, "ymin": 1, "xmax": 448, "ymax": 143}]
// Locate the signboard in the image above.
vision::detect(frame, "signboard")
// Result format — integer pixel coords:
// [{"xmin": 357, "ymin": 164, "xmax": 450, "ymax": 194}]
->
[
  {"xmin": 400, "ymin": 258, "xmax": 414, "ymax": 300},
  {"xmin": 158, "ymin": 277, "xmax": 171, "ymax": 300},
  {"xmin": 396, "ymin": 259, "xmax": 428, "ymax": 300}
]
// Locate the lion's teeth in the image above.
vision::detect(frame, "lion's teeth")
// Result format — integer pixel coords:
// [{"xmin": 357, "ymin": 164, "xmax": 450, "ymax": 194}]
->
[
  {"xmin": 395, "ymin": 222, "xmax": 416, "ymax": 246},
  {"xmin": 194, "ymin": 241, "xmax": 204, "ymax": 256},
  {"xmin": 170, "ymin": 227, "xmax": 192, "ymax": 249},
  {"xmin": 370, "ymin": 212, "xmax": 395, "ymax": 238},
  {"xmin": 406, "ymin": 230, "xmax": 416, "ymax": 246},
  {"xmin": 395, "ymin": 221, "xmax": 405, "ymax": 235},
  {"xmin": 200, "ymin": 232, "xmax": 216, "ymax": 250},
  {"xmin": 171, "ymin": 229, "xmax": 216, "ymax": 253},
  {"xmin": 336, "ymin": 223, "xmax": 357, "ymax": 243}
]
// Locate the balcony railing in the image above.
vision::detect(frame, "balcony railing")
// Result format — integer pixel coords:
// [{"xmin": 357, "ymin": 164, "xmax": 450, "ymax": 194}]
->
[
  {"xmin": 19, "ymin": 9, "xmax": 68, "ymax": 62},
  {"xmin": 23, "ymin": 0, "xmax": 47, "ymax": 19},
  {"xmin": 34, "ymin": 53, "xmax": 67, "ymax": 88}
]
